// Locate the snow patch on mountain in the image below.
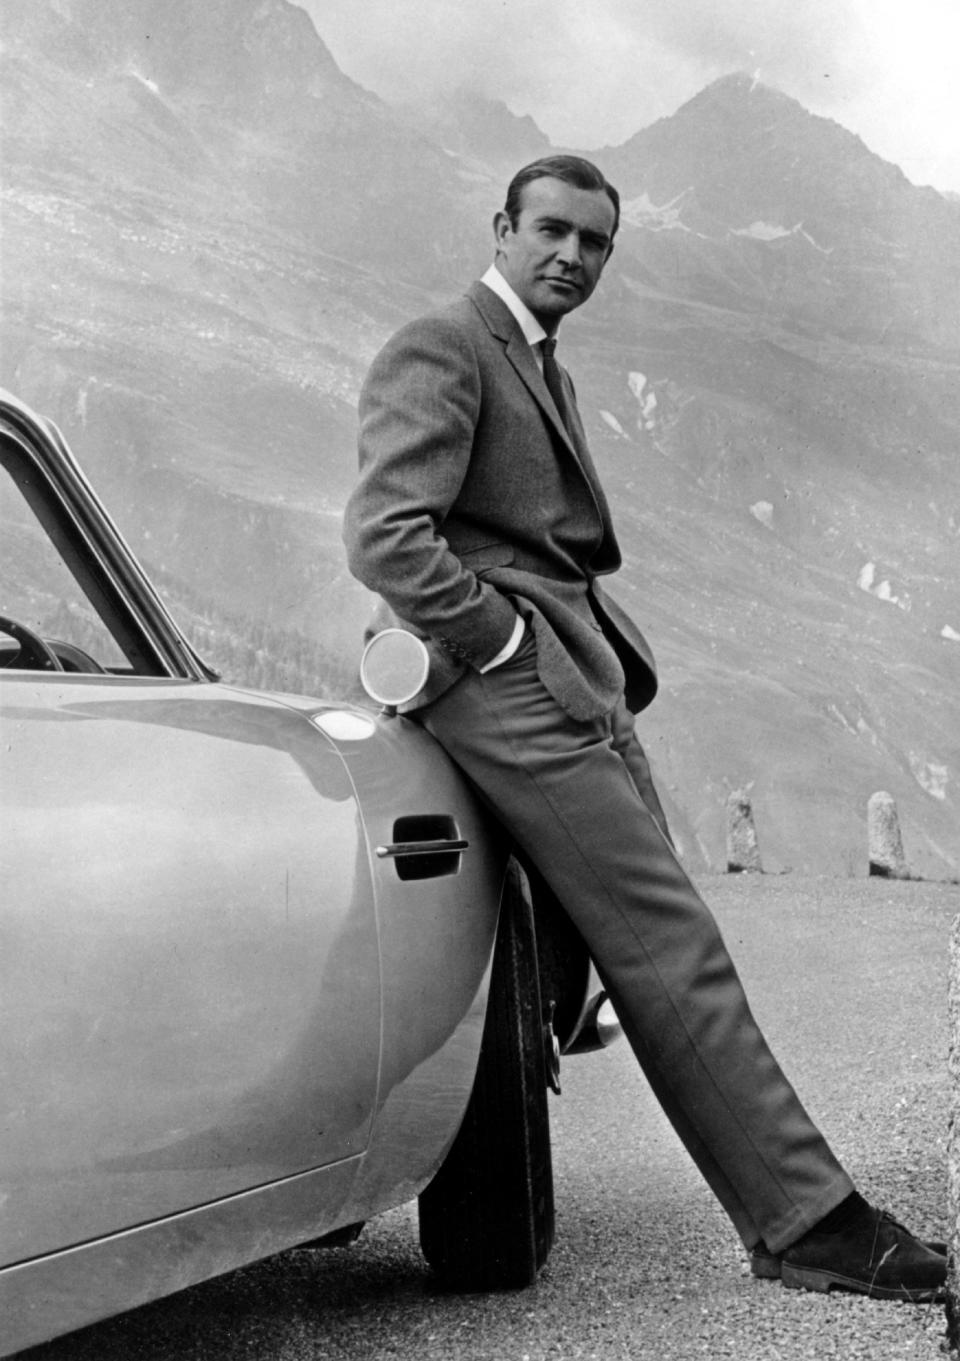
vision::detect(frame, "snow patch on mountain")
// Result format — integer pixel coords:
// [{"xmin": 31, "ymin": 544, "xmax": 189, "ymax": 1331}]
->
[
  {"xmin": 826, "ymin": 703, "xmax": 859, "ymax": 737},
  {"xmin": 620, "ymin": 191, "xmax": 694, "ymax": 233},
  {"xmin": 627, "ymin": 372, "xmax": 657, "ymax": 431},
  {"xmin": 75, "ymin": 382, "xmax": 92, "ymax": 428},
  {"xmin": 733, "ymin": 221, "xmax": 793, "ymax": 242},
  {"xmin": 731, "ymin": 221, "xmax": 833, "ymax": 253},
  {"xmin": 828, "ymin": 704, "xmax": 883, "ymax": 748},
  {"xmin": 909, "ymin": 753, "xmax": 950, "ymax": 801},
  {"xmin": 129, "ymin": 69, "xmax": 160, "ymax": 95},
  {"xmin": 858, "ymin": 562, "xmax": 910, "ymax": 611},
  {"xmin": 600, "ymin": 410, "xmax": 628, "ymax": 437}
]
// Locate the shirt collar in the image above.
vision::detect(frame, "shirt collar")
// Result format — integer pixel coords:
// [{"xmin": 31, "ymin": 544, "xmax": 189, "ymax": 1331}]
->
[{"xmin": 481, "ymin": 264, "xmax": 549, "ymax": 351}]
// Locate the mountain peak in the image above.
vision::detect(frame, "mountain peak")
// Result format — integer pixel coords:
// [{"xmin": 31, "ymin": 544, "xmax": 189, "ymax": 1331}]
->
[
  {"xmin": 598, "ymin": 69, "xmax": 906, "ymax": 220},
  {"xmin": 698, "ymin": 71, "xmax": 794, "ymax": 101},
  {"xmin": 5, "ymin": 0, "xmax": 345, "ymax": 105},
  {"xmin": 397, "ymin": 85, "xmax": 551, "ymax": 171},
  {"xmin": 672, "ymin": 71, "xmax": 816, "ymax": 130}
]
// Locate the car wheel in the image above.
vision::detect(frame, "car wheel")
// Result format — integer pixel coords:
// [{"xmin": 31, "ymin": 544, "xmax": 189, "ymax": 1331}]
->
[{"xmin": 418, "ymin": 858, "xmax": 555, "ymax": 1290}]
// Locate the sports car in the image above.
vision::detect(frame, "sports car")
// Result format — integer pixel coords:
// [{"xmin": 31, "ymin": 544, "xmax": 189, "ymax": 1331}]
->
[{"xmin": 0, "ymin": 391, "xmax": 619, "ymax": 1355}]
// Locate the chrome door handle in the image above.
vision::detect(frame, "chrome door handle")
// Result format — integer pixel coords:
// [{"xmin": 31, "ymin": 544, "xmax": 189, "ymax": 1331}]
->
[{"xmin": 375, "ymin": 838, "xmax": 469, "ymax": 858}]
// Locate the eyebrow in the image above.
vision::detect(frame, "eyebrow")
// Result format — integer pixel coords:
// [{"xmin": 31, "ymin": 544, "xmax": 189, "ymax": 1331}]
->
[{"xmin": 534, "ymin": 214, "xmax": 611, "ymax": 247}]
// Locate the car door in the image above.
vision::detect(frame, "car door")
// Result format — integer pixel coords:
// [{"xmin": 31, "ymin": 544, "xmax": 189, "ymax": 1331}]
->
[{"xmin": 0, "ymin": 675, "xmax": 381, "ymax": 1267}]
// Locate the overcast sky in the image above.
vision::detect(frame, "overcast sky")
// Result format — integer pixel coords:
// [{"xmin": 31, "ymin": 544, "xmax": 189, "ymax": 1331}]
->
[{"xmin": 297, "ymin": 0, "xmax": 960, "ymax": 194}]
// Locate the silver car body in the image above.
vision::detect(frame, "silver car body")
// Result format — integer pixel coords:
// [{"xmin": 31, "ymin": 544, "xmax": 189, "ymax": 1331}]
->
[{"xmin": 0, "ymin": 393, "xmax": 505, "ymax": 1352}]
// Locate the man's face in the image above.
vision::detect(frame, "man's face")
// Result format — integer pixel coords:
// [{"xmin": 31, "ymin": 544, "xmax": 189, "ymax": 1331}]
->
[{"xmin": 493, "ymin": 176, "xmax": 616, "ymax": 333}]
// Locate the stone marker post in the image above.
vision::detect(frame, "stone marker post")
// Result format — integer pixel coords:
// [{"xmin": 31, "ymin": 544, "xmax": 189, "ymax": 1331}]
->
[
  {"xmin": 867, "ymin": 790, "xmax": 908, "ymax": 879},
  {"xmin": 726, "ymin": 789, "xmax": 762, "ymax": 874},
  {"xmin": 946, "ymin": 915, "xmax": 960, "ymax": 1343}
]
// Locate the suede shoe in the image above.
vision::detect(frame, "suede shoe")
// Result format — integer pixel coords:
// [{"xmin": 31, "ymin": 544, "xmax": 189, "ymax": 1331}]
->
[
  {"xmin": 778, "ymin": 1208, "xmax": 946, "ymax": 1301},
  {"xmin": 750, "ymin": 1235, "xmax": 947, "ymax": 1280}
]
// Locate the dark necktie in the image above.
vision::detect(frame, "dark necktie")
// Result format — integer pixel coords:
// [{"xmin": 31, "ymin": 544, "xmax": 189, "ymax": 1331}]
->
[{"xmin": 540, "ymin": 337, "xmax": 572, "ymax": 438}]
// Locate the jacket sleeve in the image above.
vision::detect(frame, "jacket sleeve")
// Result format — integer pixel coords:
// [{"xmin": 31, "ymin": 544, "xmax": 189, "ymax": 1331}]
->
[{"xmin": 342, "ymin": 314, "xmax": 519, "ymax": 669}]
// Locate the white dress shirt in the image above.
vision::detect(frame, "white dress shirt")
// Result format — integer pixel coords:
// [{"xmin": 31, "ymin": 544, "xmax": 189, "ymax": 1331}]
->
[{"xmin": 480, "ymin": 263, "xmax": 550, "ymax": 361}]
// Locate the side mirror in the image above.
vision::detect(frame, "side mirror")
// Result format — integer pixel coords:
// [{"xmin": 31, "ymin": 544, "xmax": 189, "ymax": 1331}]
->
[{"xmin": 360, "ymin": 628, "xmax": 430, "ymax": 713}]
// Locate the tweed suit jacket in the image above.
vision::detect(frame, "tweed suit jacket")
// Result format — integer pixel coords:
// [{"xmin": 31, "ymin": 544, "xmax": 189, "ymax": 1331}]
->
[{"xmin": 342, "ymin": 280, "xmax": 658, "ymax": 721}]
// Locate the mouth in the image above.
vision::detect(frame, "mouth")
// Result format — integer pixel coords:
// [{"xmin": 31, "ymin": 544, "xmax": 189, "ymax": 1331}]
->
[{"xmin": 542, "ymin": 277, "xmax": 581, "ymax": 293}]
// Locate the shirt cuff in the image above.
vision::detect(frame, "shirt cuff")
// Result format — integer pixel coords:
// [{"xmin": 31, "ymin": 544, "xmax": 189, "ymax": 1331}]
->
[{"xmin": 477, "ymin": 614, "xmax": 525, "ymax": 673}]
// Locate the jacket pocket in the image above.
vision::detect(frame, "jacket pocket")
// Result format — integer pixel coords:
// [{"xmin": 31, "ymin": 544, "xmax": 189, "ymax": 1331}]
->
[{"xmin": 459, "ymin": 542, "xmax": 516, "ymax": 574}]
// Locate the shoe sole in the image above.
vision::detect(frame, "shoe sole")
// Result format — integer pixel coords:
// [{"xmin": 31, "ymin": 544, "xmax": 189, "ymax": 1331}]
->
[{"xmin": 781, "ymin": 1261, "xmax": 945, "ymax": 1302}]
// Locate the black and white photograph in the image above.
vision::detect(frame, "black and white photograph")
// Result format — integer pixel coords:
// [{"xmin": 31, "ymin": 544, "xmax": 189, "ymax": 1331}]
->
[{"xmin": 1, "ymin": 2, "xmax": 958, "ymax": 1357}]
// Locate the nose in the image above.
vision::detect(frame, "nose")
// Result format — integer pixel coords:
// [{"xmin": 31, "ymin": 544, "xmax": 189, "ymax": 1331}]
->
[{"xmin": 556, "ymin": 231, "xmax": 582, "ymax": 270}]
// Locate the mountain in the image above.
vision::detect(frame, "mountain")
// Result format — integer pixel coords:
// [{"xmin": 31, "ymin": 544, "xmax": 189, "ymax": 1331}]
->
[
  {"xmin": 2, "ymin": 0, "xmax": 342, "ymax": 99},
  {"xmin": 1, "ymin": 0, "xmax": 484, "ymax": 277},
  {"xmin": 1, "ymin": 5, "xmax": 958, "ymax": 877},
  {"xmin": 594, "ymin": 73, "xmax": 960, "ymax": 350},
  {"xmin": 397, "ymin": 87, "xmax": 552, "ymax": 174}
]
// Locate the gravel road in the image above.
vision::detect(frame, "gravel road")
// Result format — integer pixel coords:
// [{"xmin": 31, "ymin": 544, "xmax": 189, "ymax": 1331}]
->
[{"xmin": 20, "ymin": 876, "xmax": 958, "ymax": 1361}]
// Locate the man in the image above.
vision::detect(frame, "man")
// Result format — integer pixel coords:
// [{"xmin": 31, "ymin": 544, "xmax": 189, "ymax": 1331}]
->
[{"xmin": 342, "ymin": 155, "xmax": 945, "ymax": 1300}]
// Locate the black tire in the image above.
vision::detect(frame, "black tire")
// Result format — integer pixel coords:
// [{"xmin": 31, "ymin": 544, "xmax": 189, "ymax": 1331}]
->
[{"xmin": 418, "ymin": 859, "xmax": 555, "ymax": 1290}]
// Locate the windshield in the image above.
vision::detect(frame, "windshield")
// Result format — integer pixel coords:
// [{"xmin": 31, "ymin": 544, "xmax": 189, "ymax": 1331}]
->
[
  {"xmin": 0, "ymin": 458, "xmax": 131, "ymax": 670},
  {"xmin": 0, "ymin": 427, "xmax": 171, "ymax": 675}
]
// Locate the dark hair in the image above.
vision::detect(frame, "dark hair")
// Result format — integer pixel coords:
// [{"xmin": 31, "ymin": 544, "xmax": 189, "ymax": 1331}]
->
[{"xmin": 503, "ymin": 155, "xmax": 620, "ymax": 239}]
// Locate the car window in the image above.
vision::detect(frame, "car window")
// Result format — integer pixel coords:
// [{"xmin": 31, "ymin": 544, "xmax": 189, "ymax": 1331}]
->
[{"xmin": 1, "ymin": 448, "xmax": 131, "ymax": 672}]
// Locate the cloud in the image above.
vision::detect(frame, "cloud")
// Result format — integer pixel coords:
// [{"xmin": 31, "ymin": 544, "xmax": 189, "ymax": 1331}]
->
[
  {"xmin": 297, "ymin": 0, "xmax": 960, "ymax": 190},
  {"xmin": 303, "ymin": 0, "xmax": 865, "ymax": 124}
]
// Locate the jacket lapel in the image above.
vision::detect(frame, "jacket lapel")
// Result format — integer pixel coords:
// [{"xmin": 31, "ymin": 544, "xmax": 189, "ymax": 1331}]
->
[
  {"xmin": 471, "ymin": 276, "xmax": 601, "ymax": 473},
  {"xmin": 469, "ymin": 283, "xmax": 575, "ymax": 450},
  {"xmin": 468, "ymin": 281, "xmax": 613, "ymax": 510}
]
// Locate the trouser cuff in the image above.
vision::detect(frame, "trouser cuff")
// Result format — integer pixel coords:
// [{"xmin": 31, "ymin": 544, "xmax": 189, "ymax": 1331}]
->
[{"xmin": 760, "ymin": 1173, "xmax": 857, "ymax": 1254}]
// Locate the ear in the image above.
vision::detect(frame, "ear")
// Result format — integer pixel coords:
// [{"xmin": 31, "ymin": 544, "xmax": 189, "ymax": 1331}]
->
[{"xmin": 493, "ymin": 209, "xmax": 512, "ymax": 252}]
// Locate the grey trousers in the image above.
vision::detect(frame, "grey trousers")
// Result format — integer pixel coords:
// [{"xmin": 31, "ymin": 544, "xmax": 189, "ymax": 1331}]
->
[{"xmin": 415, "ymin": 629, "xmax": 853, "ymax": 1252}]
